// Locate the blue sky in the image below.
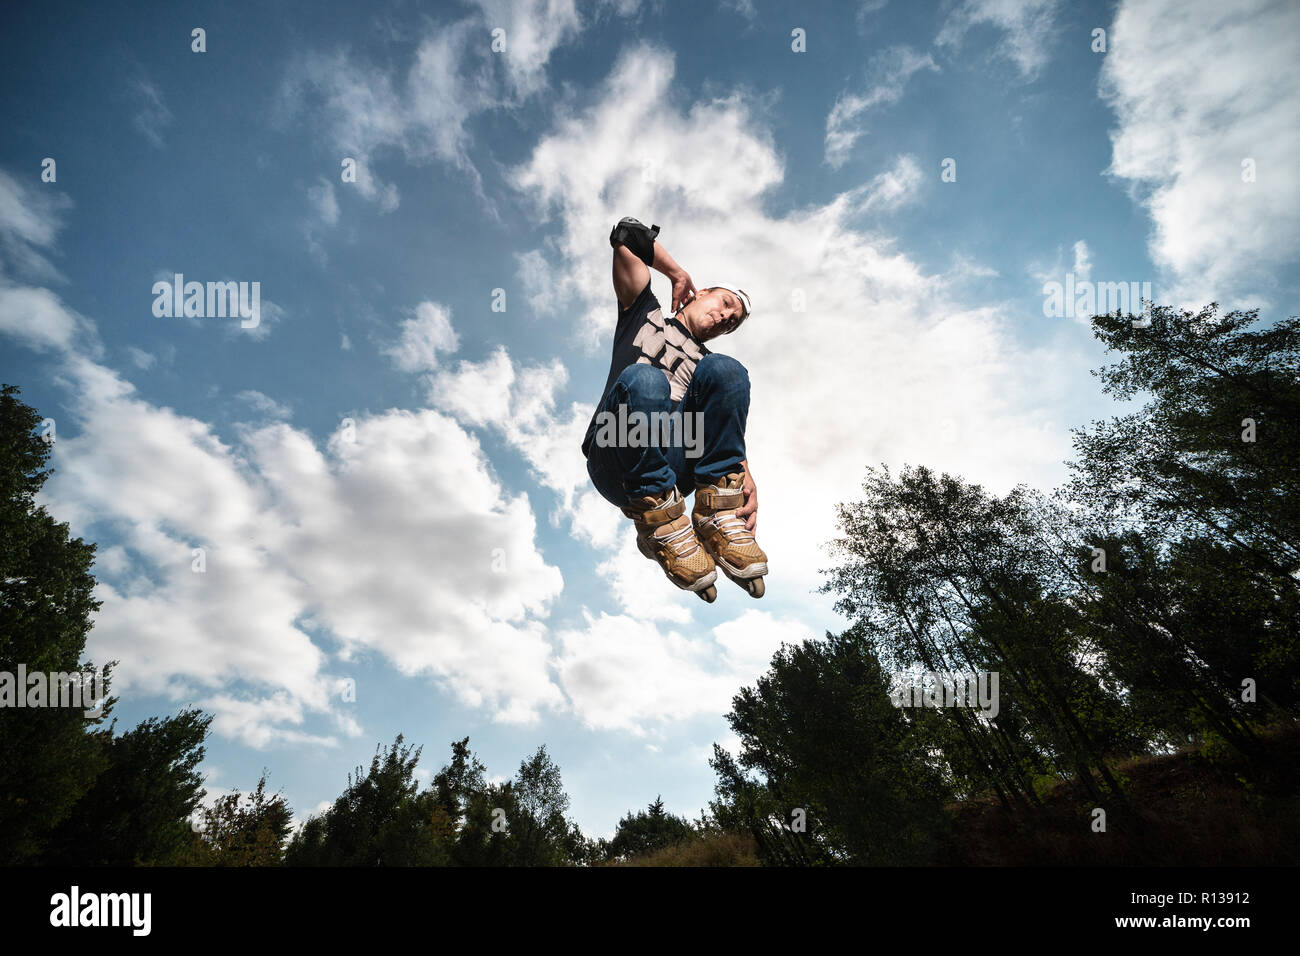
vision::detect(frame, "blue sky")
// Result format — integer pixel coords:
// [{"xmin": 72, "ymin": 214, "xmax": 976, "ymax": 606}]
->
[{"xmin": 2, "ymin": 0, "xmax": 1297, "ymax": 837}]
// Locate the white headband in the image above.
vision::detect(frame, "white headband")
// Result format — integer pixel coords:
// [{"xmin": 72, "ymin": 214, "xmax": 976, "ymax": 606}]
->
[{"xmin": 710, "ymin": 283, "xmax": 752, "ymax": 321}]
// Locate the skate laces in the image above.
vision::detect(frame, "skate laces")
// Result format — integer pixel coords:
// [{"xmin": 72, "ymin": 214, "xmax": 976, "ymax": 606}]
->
[
  {"xmin": 712, "ymin": 510, "xmax": 754, "ymax": 544},
  {"xmin": 657, "ymin": 520, "xmax": 703, "ymax": 556}
]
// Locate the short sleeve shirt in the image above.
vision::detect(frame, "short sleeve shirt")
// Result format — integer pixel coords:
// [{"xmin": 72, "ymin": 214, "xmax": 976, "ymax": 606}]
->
[{"xmin": 582, "ymin": 280, "xmax": 711, "ymax": 457}]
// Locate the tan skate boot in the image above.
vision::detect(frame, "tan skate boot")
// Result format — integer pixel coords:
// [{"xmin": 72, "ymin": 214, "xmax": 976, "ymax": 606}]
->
[
  {"xmin": 621, "ymin": 487, "xmax": 718, "ymax": 602},
  {"xmin": 692, "ymin": 473, "xmax": 768, "ymax": 598}
]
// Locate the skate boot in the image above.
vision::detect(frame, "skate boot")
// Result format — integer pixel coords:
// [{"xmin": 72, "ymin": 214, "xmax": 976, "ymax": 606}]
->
[
  {"xmin": 621, "ymin": 487, "xmax": 718, "ymax": 602},
  {"xmin": 692, "ymin": 473, "xmax": 768, "ymax": 598}
]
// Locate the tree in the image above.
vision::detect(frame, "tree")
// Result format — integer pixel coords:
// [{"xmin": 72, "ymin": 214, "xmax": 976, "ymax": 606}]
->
[
  {"xmin": 1069, "ymin": 305, "xmax": 1300, "ymax": 737},
  {"xmin": 0, "ymin": 384, "xmax": 111, "ymax": 863},
  {"xmin": 41, "ymin": 710, "xmax": 211, "ymax": 865},
  {"xmin": 285, "ymin": 735, "xmax": 448, "ymax": 866},
  {"xmin": 604, "ymin": 796, "xmax": 695, "ymax": 861},
  {"xmin": 183, "ymin": 773, "xmax": 293, "ymax": 866},
  {"xmin": 822, "ymin": 466, "xmax": 1137, "ymax": 810},
  {"xmin": 1071, "ymin": 305, "xmax": 1300, "ymax": 584},
  {"xmin": 711, "ymin": 627, "xmax": 954, "ymax": 865},
  {"xmin": 500, "ymin": 745, "xmax": 586, "ymax": 866}
]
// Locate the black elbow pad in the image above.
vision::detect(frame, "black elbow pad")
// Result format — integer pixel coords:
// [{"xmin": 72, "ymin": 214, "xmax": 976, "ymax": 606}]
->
[{"xmin": 609, "ymin": 217, "xmax": 660, "ymax": 267}]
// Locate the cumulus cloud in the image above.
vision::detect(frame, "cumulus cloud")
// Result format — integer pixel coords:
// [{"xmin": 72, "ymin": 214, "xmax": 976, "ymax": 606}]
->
[
  {"xmin": 1099, "ymin": 0, "xmax": 1300, "ymax": 308},
  {"xmin": 427, "ymin": 345, "xmax": 712, "ymax": 624},
  {"xmin": 1, "ymin": 261, "xmax": 567, "ymax": 743},
  {"xmin": 38, "ymin": 352, "xmax": 569, "ymax": 741},
  {"xmin": 384, "ymin": 301, "xmax": 461, "ymax": 372},
  {"xmin": 554, "ymin": 608, "xmax": 815, "ymax": 733},
  {"xmin": 0, "ymin": 283, "xmax": 91, "ymax": 353},
  {"xmin": 0, "ymin": 168, "xmax": 576, "ymax": 743}
]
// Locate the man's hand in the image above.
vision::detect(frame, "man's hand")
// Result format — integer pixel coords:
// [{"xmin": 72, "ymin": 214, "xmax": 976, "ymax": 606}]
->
[
  {"xmin": 671, "ymin": 270, "xmax": 698, "ymax": 313},
  {"xmin": 736, "ymin": 460, "xmax": 758, "ymax": 533}
]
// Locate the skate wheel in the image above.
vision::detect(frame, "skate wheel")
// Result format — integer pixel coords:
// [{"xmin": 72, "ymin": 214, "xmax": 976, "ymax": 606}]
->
[
  {"xmin": 698, "ymin": 585, "xmax": 718, "ymax": 603},
  {"xmin": 746, "ymin": 577, "xmax": 764, "ymax": 598}
]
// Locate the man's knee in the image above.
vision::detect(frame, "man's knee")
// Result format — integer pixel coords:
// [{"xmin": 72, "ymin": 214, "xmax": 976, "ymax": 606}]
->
[
  {"xmin": 614, "ymin": 363, "xmax": 670, "ymax": 403},
  {"xmin": 694, "ymin": 353, "xmax": 749, "ymax": 392}
]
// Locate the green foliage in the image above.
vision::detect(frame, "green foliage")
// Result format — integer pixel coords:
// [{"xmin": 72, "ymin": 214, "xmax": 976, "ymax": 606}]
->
[
  {"xmin": 0, "ymin": 384, "xmax": 112, "ymax": 863},
  {"xmin": 285, "ymin": 736, "xmax": 589, "ymax": 866},
  {"xmin": 497, "ymin": 745, "xmax": 587, "ymax": 866},
  {"xmin": 710, "ymin": 627, "xmax": 953, "ymax": 864},
  {"xmin": 602, "ymin": 795, "xmax": 695, "ymax": 861},
  {"xmin": 709, "ymin": 301, "xmax": 1300, "ymax": 864},
  {"xmin": 285, "ymin": 735, "xmax": 449, "ymax": 866},
  {"xmin": 1070, "ymin": 305, "xmax": 1300, "ymax": 720},
  {"xmin": 42, "ymin": 709, "xmax": 212, "ymax": 865},
  {"xmin": 182, "ymin": 773, "xmax": 293, "ymax": 866}
]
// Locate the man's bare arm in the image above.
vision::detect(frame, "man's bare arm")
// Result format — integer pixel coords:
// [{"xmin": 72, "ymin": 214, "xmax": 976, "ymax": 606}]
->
[{"xmin": 611, "ymin": 220, "xmax": 698, "ymax": 311}]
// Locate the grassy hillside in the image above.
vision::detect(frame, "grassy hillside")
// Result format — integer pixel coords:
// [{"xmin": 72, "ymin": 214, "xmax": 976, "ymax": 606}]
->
[
  {"xmin": 610, "ymin": 722, "xmax": 1299, "ymax": 866},
  {"xmin": 938, "ymin": 721, "xmax": 1300, "ymax": 865}
]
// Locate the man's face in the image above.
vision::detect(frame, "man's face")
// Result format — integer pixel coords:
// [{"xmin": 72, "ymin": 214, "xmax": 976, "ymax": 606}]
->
[{"xmin": 681, "ymin": 287, "xmax": 746, "ymax": 341}]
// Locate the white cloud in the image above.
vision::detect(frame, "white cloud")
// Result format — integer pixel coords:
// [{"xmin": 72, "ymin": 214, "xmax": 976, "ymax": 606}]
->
[
  {"xmin": 1099, "ymin": 0, "xmax": 1300, "ymax": 308},
  {"xmin": 430, "ymin": 345, "xmax": 593, "ymax": 514},
  {"xmin": 852, "ymin": 154, "xmax": 925, "ymax": 214},
  {"xmin": 3, "ymin": 283, "xmax": 567, "ymax": 744},
  {"xmin": 825, "ymin": 47, "xmax": 938, "ymax": 168},
  {"xmin": 126, "ymin": 346, "xmax": 156, "ymax": 370},
  {"xmin": 1071, "ymin": 239, "xmax": 1091, "ymax": 281},
  {"xmin": 468, "ymin": 0, "xmax": 583, "ymax": 98},
  {"xmin": 237, "ymin": 298, "xmax": 286, "ymax": 343},
  {"xmin": 2, "ymin": 165, "xmax": 568, "ymax": 743},
  {"xmin": 128, "ymin": 73, "xmax": 174, "ymax": 148},
  {"xmin": 308, "ymin": 177, "xmax": 340, "ymax": 226},
  {"xmin": 276, "ymin": 1, "xmax": 633, "ymax": 219},
  {"xmin": 0, "ymin": 169, "xmax": 73, "ymax": 282},
  {"xmin": 722, "ymin": 0, "xmax": 757, "ymax": 19},
  {"xmin": 936, "ymin": 0, "xmax": 1060, "ymax": 79},
  {"xmin": 384, "ymin": 301, "xmax": 461, "ymax": 372},
  {"xmin": 554, "ymin": 608, "xmax": 814, "ymax": 733},
  {"xmin": 0, "ymin": 283, "xmax": 87, "ymax": 353},
  {"xmin": 509, "ymin": 45, "xmax": 785, "ymax": 354},
  {"xmin": 516, "ymin": 247, "xmax": 562, "ymax": 317},
  {"xmin": 236, "ymin": 389, "xmax": 293, "ymax": 421}
]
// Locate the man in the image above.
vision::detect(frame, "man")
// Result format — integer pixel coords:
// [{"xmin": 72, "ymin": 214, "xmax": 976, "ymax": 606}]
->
[{"xmin": 582, "ymin": 216, "xmax": 768, "ymax": 602}]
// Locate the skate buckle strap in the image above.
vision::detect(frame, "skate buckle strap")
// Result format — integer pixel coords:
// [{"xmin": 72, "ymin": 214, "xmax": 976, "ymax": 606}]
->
[{"xmin": 698, "ymin": 486, "xmax": 744, "ymax": 510}]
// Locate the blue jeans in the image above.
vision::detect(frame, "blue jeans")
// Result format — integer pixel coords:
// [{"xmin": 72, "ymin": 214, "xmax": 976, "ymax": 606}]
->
[{"xmin": 586, "ymin": 353, "xmax": 750, "ymax": 506}]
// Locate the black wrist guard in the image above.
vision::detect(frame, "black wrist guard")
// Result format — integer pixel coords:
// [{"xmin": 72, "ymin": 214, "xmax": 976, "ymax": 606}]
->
[{"xmin": 609, "ymin": 217, "xmax": 660, "ymax": 268}]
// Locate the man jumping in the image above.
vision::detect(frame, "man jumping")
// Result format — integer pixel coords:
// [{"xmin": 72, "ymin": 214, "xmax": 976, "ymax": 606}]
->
[{"xmin": 581, "ymin": 216, "xmax": 768, "ymax": 602}]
